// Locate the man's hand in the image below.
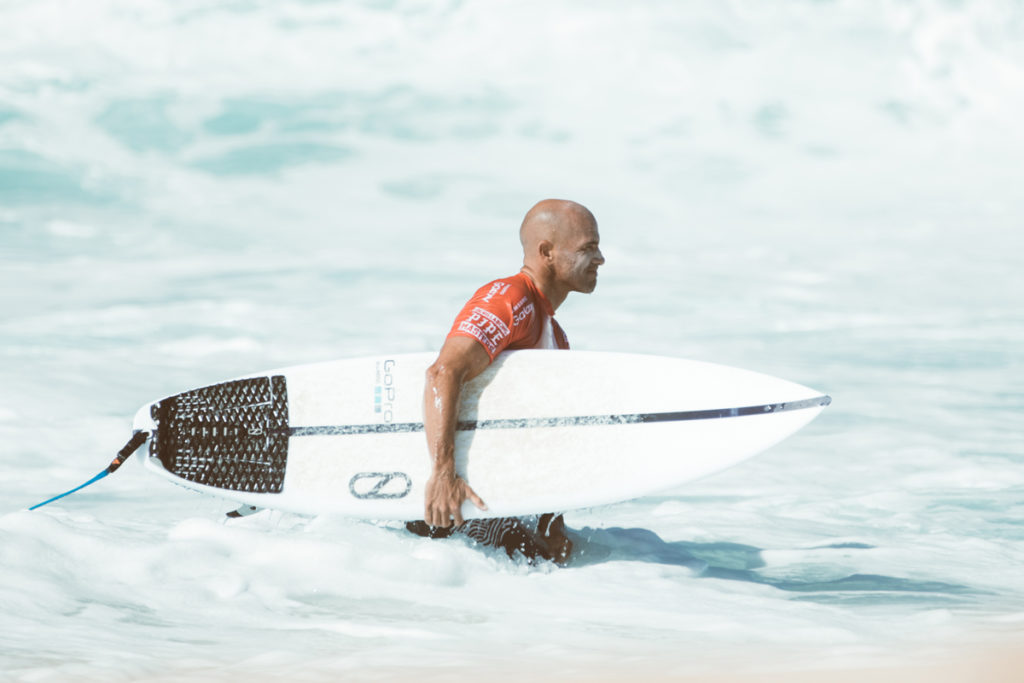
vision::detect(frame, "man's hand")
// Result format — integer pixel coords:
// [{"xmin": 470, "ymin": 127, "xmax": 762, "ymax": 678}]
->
[{"xmin": 424, "ymin": 469, "xmax": 487, "ymax": 527}]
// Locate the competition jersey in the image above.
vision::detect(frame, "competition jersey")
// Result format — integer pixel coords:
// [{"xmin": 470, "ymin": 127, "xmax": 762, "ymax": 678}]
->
[{"xmin": 447, "ymin": 272, "xmax": 569, "ymax": 360}]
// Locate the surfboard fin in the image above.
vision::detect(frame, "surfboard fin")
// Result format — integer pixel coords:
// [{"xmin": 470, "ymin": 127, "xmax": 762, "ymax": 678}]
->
[
  {"xmin": 225, "ymin": 505, "xmax": 262, "ymax": 519},
  {"xmin": 26, "ymin": 431, "xmax": 150, "ymax": 511}
]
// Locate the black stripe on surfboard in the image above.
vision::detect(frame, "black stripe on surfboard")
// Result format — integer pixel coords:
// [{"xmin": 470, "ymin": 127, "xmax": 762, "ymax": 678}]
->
[{"xmin": 284, "ymin": 395, "xmax": 831, "ymax": 437}]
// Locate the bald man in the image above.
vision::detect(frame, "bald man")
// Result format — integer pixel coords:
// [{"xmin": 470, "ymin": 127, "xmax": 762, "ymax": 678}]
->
[{"xmin": 406, "ymin": 199, "xmax": 605, "ymax": 565}]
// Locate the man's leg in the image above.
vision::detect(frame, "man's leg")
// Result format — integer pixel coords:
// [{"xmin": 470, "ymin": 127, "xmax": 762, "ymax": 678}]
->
[
  {"xmin": 406, "ymin": 514, "xmax": 572, "ymax": 565},
  {"xmin": 535, "ymin": 513, "xmax": 573, "ymax": 565}
]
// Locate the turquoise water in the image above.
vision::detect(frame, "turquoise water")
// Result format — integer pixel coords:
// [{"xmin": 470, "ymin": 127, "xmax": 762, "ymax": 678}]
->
[{"xmin": 2, "ymin": 1, "xmax": 1023, "ymax": 680}]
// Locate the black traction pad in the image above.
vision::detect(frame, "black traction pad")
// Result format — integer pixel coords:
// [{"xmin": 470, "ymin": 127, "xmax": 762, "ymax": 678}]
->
[{"xmin": 149, "ymin": 376, "xmax": 289, "ymax": 493}]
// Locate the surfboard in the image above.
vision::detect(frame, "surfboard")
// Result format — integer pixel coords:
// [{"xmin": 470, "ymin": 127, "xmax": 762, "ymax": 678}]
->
[{"xmin": 130, "ymin": 351, "xmax": 830, "ymax": 519}]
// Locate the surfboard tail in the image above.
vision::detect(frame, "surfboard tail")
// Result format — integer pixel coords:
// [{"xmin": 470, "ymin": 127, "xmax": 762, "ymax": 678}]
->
[{"xmin": 133, "ymin": 376, "xmax": 290, "ymax": 495}]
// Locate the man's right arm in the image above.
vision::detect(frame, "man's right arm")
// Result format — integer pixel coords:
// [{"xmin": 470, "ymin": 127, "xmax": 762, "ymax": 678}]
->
[{"xmin": 422, "ymin": 335, "xmax": 492, "ymax": 527}]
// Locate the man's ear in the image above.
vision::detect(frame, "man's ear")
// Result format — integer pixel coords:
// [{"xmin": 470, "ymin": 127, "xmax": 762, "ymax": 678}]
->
[{"xmin": 538, "ymin": 239, "xmax": 554, "ymax": 262}]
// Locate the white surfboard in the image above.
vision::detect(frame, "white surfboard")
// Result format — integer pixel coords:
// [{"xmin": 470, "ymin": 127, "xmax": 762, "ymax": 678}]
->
[{"xmin": 131, "ymin": 351, "xmax": 830, "ymax": 519}]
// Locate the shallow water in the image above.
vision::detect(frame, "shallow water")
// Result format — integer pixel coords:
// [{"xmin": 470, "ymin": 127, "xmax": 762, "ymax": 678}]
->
[{"xmin": 2, "ymin": 1, "xmax": 1023, "ymax": 680}]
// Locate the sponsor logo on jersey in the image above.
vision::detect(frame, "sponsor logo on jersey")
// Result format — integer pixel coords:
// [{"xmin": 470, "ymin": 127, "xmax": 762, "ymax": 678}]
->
[
  {"xmin": 481, "ymin": 280, "xmax": 511, "ymax": 303},
  {"xmin": 458, "ymin": 306, "xmax": 510, "ymax": 355},
  {"xmin": 512, "ymin": 301, "xmax": 534, "ymax": 326}
]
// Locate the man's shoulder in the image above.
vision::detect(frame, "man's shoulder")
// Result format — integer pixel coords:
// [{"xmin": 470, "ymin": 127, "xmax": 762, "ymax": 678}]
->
[{"xmin": 469, "ymin": 273, "xmax": 533, "ymax": 307}]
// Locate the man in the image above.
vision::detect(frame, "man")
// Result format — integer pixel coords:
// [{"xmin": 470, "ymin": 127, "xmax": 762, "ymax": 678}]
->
[{"xmin": 406, "ymin": 198, "xmax": 605, "ymax": 565}]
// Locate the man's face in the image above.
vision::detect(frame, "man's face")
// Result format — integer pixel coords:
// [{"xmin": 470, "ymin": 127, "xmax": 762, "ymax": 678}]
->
[{"xmin": 552, "ymin": 218, "xmax": 604, "ymax": 294}]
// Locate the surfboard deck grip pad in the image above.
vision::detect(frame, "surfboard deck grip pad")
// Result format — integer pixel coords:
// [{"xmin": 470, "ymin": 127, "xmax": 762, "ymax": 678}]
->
[{"xmin": 149, "ymin": 376, "xmax": 289, "ymax": 493}]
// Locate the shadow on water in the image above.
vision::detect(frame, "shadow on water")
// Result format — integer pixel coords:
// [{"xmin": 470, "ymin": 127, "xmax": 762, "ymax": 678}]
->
[{"xmin": 567, "ymin": 526, "xmax": 977, "ymax": 606}]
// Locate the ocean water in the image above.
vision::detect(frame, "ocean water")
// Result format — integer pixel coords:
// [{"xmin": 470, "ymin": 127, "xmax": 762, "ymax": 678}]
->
[{"xmin": 2, "ymin": 0, "xmax": 1023, "ymax": 680}]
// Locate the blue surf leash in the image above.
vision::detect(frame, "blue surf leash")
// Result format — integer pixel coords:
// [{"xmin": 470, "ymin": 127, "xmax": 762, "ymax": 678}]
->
[{"xmin": 28, "ymin": 430, "xmax": 150, "ymax": 511}]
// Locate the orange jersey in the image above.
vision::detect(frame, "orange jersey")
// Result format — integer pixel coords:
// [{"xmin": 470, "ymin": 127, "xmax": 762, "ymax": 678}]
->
[{"xmin": 447, "ymin": 272, "xmax": 569, "ymax": 360}]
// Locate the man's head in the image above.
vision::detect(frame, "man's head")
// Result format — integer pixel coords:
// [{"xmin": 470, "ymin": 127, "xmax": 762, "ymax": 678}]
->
[{"xmin": 520, "ymin": 199, "xmax": 604, "ymax": 306}]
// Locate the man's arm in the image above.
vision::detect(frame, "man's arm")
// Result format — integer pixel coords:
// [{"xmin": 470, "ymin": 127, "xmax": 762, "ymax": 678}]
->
[{"xmin": 423, "ymin": 335, "xmax": 492, "ymax": 527}]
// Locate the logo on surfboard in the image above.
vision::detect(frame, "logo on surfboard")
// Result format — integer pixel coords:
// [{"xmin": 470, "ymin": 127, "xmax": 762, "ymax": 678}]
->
[
  {"xmin": 349, "ymin": 471, "xmax": 412, "ymax": 499},
  {"xmin": 374, "ymin": 359, "xmax": 397, "ymax": 423}
]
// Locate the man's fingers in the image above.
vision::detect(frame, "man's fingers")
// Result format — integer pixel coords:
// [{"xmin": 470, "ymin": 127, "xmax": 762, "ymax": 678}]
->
[
  {"xmin": 426, "ymin": 505, "xmax": 448, "ymax": 528},
  {"xmin": 423, "ymin": 476, "xmax": 484, "ymax": 529},
  {"xmin": 432, "ymin": 507, "xmax": 451, "ymax": 528},
  {"xmin": 464, "ymin": 485, "xmax": 488, "ymax": 511}
]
